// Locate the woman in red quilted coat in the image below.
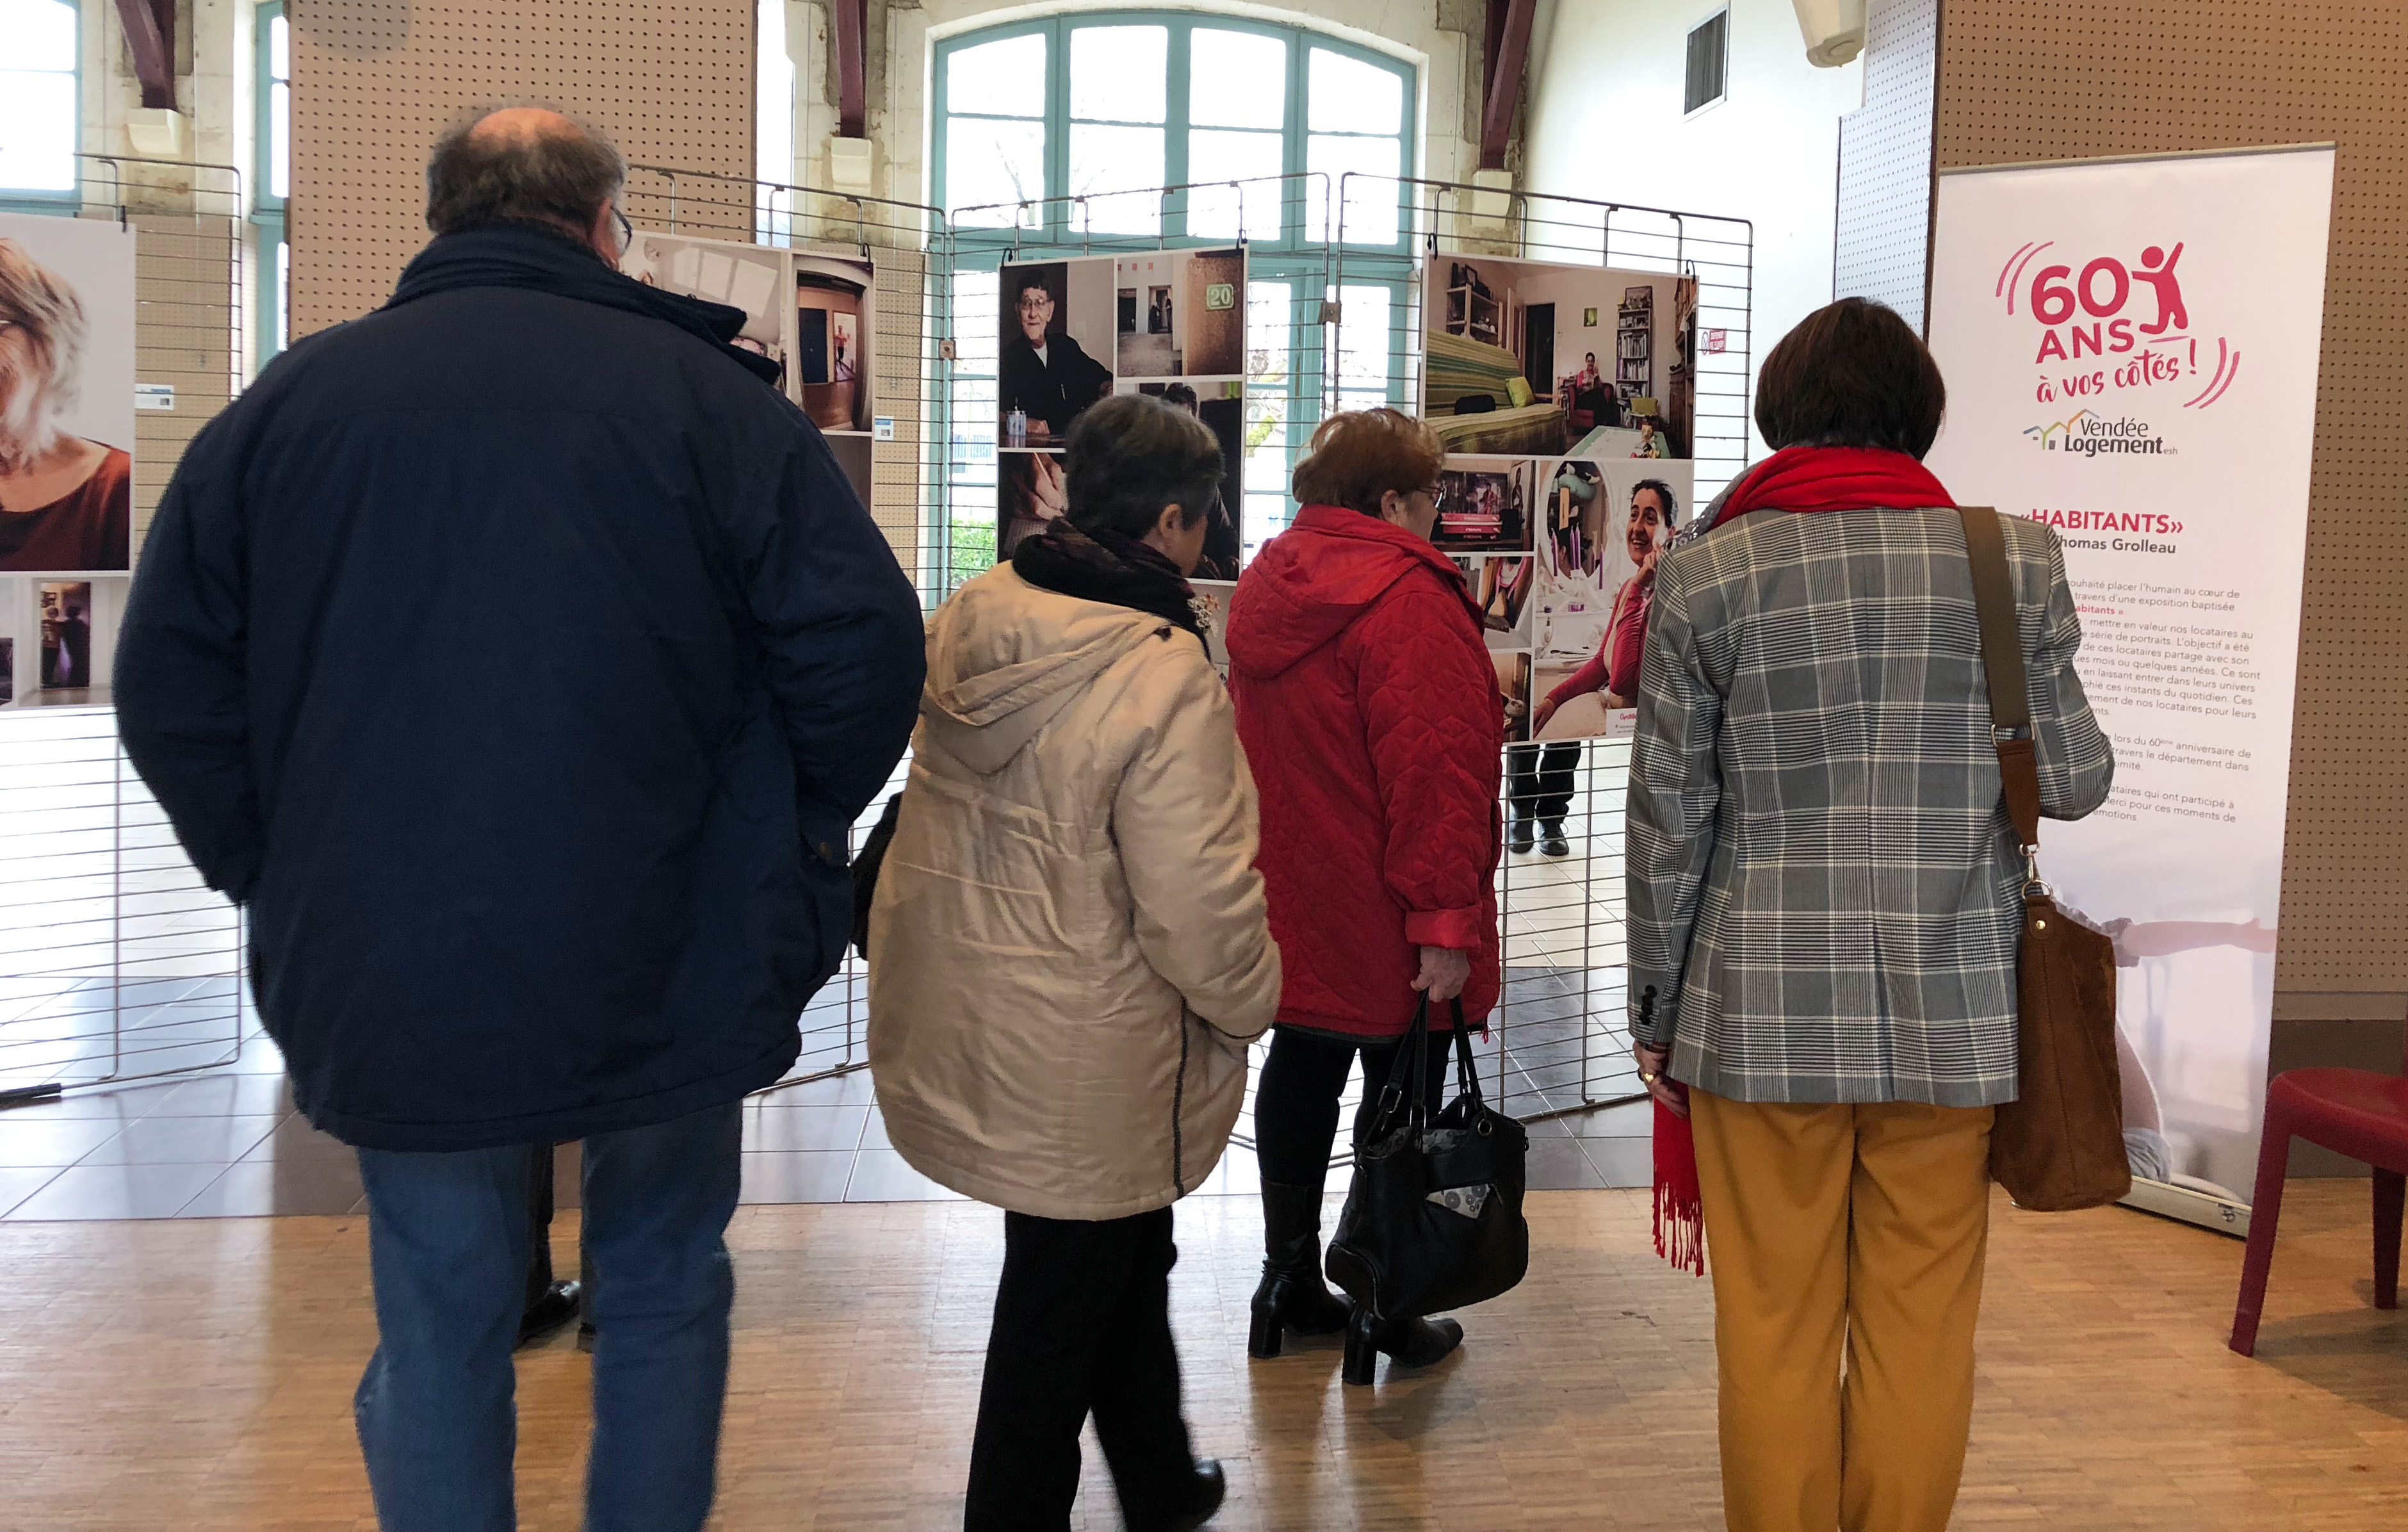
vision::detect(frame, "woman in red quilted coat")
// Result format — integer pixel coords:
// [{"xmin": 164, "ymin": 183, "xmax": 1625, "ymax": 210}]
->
[{"xmin": 1225, "ymin": 408, "xmax": 1503, "ymax": 1384}]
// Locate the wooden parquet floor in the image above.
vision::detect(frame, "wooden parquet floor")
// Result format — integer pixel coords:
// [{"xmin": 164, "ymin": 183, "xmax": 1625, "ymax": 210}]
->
[{"xmin": 1, "ymin": 1183, "xmax": 2403, "ymax": 1530}]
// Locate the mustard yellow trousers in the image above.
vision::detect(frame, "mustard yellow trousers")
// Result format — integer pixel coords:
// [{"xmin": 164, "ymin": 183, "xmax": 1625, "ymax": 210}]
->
[{"xmin": 1689, "ymin": 1089, "xmax": 1995, "ymax": 1532}]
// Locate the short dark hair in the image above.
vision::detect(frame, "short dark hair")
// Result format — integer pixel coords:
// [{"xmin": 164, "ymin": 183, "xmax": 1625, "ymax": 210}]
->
[
  {"xmin": 1062, "ymin": 395, "xmax": 1222, "ymax": 539},
  {"xmin": 1754, "ymin": 297, "xmax": 1946, "ymax": 457},
  {"xmin": 1632, "ymin": 478, "xmax": 1680, "ymax": 526},
  {"xmin": 426, "ymin": 110, "xmax": 626, "ymax": 238}
]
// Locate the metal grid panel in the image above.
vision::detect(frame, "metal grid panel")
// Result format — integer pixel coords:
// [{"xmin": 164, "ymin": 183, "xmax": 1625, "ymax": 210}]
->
[
  {"xmin": 1334, "ymin": 177, "xmax": 1755, "ymax": 1123},
  {"xmin": 285, "ymin": 0, "xmax": 754, "ymax": 335},
  {"xmin": 0, "ymin": 710, "xmax": 243, "ymax": 1097},
  {"xmin": 1932, "ymin": 2, "xmax": 2408, "ymax": 991},
  {"xmin": 938, "ymin": 175, "xmax": 1755, "ymax": 1125},
  {"xmin": 0, "ymin": 157, "xmax": 249, "ymax": 1102}
]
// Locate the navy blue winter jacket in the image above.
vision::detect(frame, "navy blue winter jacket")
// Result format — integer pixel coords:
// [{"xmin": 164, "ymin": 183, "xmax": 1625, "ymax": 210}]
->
[{"xmin": 116, "ymin": 224, "xmax": 927, "ymax": 1151}]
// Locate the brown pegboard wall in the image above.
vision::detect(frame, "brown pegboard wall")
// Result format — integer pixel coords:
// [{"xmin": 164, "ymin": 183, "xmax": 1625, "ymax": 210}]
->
[
  {"xmin": 1834, "ymin": 0, "xmax": 1940, "ymax": 329},
  {"xmin": 1935, "ymin": 2, "xmax": 2408, "ymax": 993},
  {"xmin": 288, "ymin": 0, "xmax": 753, "ymax": 332}
]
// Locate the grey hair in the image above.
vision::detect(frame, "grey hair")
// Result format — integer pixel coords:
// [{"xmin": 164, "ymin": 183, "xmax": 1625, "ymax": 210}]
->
[
  {"xmin": 0, "ymin": 238, "xmax": 86, "ymax": 473},
  {"xmin": 425, "ymin": 108, "xmax": 627, "ymax": 238}
]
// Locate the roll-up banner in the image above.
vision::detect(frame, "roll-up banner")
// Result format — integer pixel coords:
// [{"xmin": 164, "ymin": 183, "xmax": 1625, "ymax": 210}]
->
[{"xmin": 1924, "ymin": 145, "xmax": 2336, "ymax": 1232}]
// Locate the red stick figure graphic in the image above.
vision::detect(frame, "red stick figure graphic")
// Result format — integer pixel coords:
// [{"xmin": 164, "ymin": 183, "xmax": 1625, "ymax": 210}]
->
[{"xmin": 2135, "ymin": 243, "xmax": 2187, "ymax": 335}]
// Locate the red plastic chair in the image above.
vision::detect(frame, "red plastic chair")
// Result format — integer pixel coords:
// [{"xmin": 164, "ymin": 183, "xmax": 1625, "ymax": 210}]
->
[{"xmin": 2229, "ymin": 1032, "xmax": 2408, "ymax": 1357}]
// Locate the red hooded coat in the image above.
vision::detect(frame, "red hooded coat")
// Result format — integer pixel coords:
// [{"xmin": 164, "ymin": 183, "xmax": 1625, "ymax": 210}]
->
[{"xmin": 1226, "ymin": 505, "xmax": 1503, "ymax": 1037}]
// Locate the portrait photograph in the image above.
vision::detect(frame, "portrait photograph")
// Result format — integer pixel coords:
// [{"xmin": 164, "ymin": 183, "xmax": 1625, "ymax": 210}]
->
[
  {"xmin": 1530, "ymin": 459, "xmax": 1692, "ymax": 744},
  {"xmin": 998, "ymin": 256, "xmax": 1116, "ymax": 449},
  {"xmin": 0, "ymin": 214, "xmax": 136, "ymax": 574}
]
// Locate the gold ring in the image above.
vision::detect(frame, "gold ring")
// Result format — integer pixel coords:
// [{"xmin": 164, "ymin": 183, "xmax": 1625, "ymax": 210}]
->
[{"xmin": 1640, "ymin": 1070, "xmax": 1658, "ymax": 1086}]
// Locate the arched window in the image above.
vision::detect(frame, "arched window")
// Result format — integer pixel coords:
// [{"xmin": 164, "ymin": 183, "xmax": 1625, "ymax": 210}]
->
[
  {"xmin": 0, "ymin": 0, "xmax": 80, "ymax": 197},
  {"xmin": 254, "ymin": 0, "xmax": 291, "ymax": 364},
  {"xmin": 934, "ymin": 13, "xmax": 1415, "ymax": 249},
  {"xmin": 934, "ymin": 13, "xmax": 1420, "ymax": 587}
]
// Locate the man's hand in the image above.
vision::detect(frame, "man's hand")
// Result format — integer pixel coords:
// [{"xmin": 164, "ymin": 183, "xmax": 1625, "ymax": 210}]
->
[
  {"xmin": 1532, "ymin": 696, "xmax": 1558, "ymax": 733},
  {"xmin": 1412, "ymin": 945, "xmax": 1471, "ymax": 1002}
]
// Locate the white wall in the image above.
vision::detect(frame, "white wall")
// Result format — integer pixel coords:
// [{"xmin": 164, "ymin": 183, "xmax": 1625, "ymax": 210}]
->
[{"xmin": 1524, "ymin": 0, "xmax": 1862, "ymax": 456}]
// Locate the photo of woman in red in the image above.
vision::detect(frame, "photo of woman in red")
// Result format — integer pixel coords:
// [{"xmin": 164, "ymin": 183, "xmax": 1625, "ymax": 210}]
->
[{"xmin": 1508, "ymin": 477, "xmax": 1679, "ymax": 855}]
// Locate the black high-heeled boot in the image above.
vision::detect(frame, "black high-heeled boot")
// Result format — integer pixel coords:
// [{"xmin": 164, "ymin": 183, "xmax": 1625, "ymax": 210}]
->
[
  {"xmin": 1340, "ymin": 1308, "xmax": 1466, "ymax": 1387},
  {"xmin": 1248, "ymin": 1182, "xmax": 1353, "ymax": 1358}
]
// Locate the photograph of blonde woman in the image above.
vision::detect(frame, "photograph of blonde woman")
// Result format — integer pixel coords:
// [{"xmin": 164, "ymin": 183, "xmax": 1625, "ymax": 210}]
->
[{"xmin": 0, "ymin": 229, "xmax": 134, "ymax": 573}]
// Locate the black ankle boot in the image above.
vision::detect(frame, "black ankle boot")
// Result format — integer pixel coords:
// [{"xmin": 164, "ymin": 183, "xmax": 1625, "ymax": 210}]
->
[
  {"xmin": 1539, "ymin": 818, "xmax": 1570, "ymax": 858},
  {"xmin": 1508, "ymin": 808, "xmax": 1535, "ymax": 854},
  {"xmin": 1341, "ymin": 1308, "xmax": 1465, "ymax": 1387},
  {"xmin": 1249, "ymin": 1182, "xmax": 1351, "ymax": 1358}
]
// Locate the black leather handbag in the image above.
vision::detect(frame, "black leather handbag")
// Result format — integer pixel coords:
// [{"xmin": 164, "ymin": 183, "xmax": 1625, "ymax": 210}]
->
[{"xmin": 1324, "ymin": 997, "xmax": 1531, "ymax": 1323}]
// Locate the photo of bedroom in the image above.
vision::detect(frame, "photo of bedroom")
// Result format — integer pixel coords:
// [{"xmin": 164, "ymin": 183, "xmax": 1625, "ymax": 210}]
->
[
  {"xmin": 1115, "ymin": 248, "xmax": 1246, "ymax": 379},
  {"xmin": 1421, "ymin": 256, "xmax": 1700, "ymax": 460}
]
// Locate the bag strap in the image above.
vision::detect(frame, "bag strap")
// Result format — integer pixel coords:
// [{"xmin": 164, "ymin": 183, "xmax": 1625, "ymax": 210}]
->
[
  {"xmin": 1447, "ymin": 998, "xmax": 1486, "ymax": 1110},
  {"xmin": 1371, "ymin": 994, "xmax": 1434, "ymax": 1138},
  {"xmin": 1956, "ymin": 505, "xmax": 2044, "ymax": 860}
]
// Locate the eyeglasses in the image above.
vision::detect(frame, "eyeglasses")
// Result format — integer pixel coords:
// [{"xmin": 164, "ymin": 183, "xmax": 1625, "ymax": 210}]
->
[
  {"xmin": 1017, "ymin": 295, "xmax": 1054, "ymax": 312},
  {"xmin": 610, "ymin": 204, "xmax": 633, "ymax": 258}
]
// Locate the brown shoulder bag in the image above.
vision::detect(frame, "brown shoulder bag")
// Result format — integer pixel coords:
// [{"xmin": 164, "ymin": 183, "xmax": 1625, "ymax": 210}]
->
[{"xmin": 1958, "ymin": 505, "xmax": 2131, "ymax": 1212}]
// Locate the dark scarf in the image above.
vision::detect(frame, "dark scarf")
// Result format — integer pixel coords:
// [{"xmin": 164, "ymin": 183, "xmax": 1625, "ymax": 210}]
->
[
  {"xmin": 1012, "ymin": 521, "xmax": 1203, "ymax": 640},
  {"xmin": 383, "ymin": 222, "xmax": 783, "ymax": 387},
  {"xmin": 1704, "ymin": 445, "xmax": 1956, "ymax": 533}
]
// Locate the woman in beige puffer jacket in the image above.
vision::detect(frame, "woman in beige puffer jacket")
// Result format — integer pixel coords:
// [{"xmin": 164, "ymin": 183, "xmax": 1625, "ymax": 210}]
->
[{"xmin": 868, "ymin": 395, "xmax": 1279, "ymax": 1532}]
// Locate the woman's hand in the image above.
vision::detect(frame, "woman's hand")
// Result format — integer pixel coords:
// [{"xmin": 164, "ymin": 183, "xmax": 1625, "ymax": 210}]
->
[
  {"xmin": 1532, "ymin": 697, "xmax": 1558, "ymax": 733},
  {"xmin": 1601, "ymin": 690, "xmax": 1630, "ymax": 710},
  {"xmin": 1634, "ymin": 1040, "xmax": 1687, "ymax": 1118},
  {"xmin": 1411, "ymin": 945, "xmax": 1471, "ymax": 1002}
]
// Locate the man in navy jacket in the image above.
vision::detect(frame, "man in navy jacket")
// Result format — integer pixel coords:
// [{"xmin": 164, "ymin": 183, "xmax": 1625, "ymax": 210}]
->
[{"xmin": 116, "ymin": 108, "xmax": 924, "ymax": 1532}]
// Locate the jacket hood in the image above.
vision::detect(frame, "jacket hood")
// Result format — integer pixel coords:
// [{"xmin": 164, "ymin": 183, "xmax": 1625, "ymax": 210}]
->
[
  {"xmin": 1226, "ymin": 504, "xmax": 1476, "ymax": 680},
  {"xmin": 385, "ymin": 224, "xmax": 782, "ymax": 386},
  {"xmin": 921, "ymin": 564, "xmax": 1182, "ymax": 775}
]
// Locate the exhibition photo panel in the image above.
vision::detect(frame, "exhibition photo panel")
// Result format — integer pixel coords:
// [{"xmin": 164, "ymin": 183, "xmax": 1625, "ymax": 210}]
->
[
  {"xmin": 998, "ymin": 256, "xmax": 1116, "ymax": 449},
  {"xmin": 1422, "ymin": 253, "xmax": 1699, "ymax": 463},
  {"xmin": 625, "ymin": 231, "xmax": 794, "ymax": 389},
  {"xmin": 793, "ymin": 252, "xmax": 876, "ymax": 436},
  {"xmin": 1117, "ymin": 379, "xmax": 1244, "ymax": 580},
  {"xmin": 1, "ymin": 213, "xmax": 136, "ymax": 577},
  {"xmin": 1529, "ymin": 459, "xmax": 1693, "ymax": 744}
]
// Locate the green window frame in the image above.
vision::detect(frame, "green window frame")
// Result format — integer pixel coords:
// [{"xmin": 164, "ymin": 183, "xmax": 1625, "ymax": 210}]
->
[
  {"xmin": 252, "ymin": 0, "xmax": 289, "ymax": 367},
  {"xmin": 0, "ymin": 0, "xmax": 83, "ymax": 205},
  {"xmin": 932, "ymin": 12, "xmax": 1417, "ymax": 253}
]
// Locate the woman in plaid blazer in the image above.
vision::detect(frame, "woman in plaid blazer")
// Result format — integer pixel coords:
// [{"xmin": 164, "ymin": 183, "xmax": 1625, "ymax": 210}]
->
[{"xmin": 1625, "ymin": 298, "xmax": 2112, "ymax": 1532}]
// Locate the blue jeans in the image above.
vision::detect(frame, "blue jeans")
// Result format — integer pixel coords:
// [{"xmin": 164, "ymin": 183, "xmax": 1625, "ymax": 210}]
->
[{"xmin": 353, "ymin": 1102, "xmax": 744, "ymax": 1532}]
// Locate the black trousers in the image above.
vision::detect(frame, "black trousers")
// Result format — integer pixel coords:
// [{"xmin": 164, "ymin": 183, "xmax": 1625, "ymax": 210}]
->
[
  {"xmin": 964, "ymin": 1207, "xmax": 1194, "ymax": 1532},
  {"xmin": 1506, "ymin": 740, "xmax": 1582, "ymax": 826},
  {"xmin": 1253, "ymin": 1026, "xmax": 1454, "ymax": 1198}
]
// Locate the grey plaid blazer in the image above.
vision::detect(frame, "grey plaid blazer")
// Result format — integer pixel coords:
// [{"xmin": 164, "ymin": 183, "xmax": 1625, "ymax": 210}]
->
[{"xmin": 1626, "ymin": 507, "xmax": 2112, "ymax": 1107}]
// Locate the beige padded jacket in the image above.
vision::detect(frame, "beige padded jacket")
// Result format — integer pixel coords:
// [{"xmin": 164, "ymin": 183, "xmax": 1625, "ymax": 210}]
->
[{"xmin": 866, "ymin": 564, "xmax": 1282, "ymax": 1221}]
